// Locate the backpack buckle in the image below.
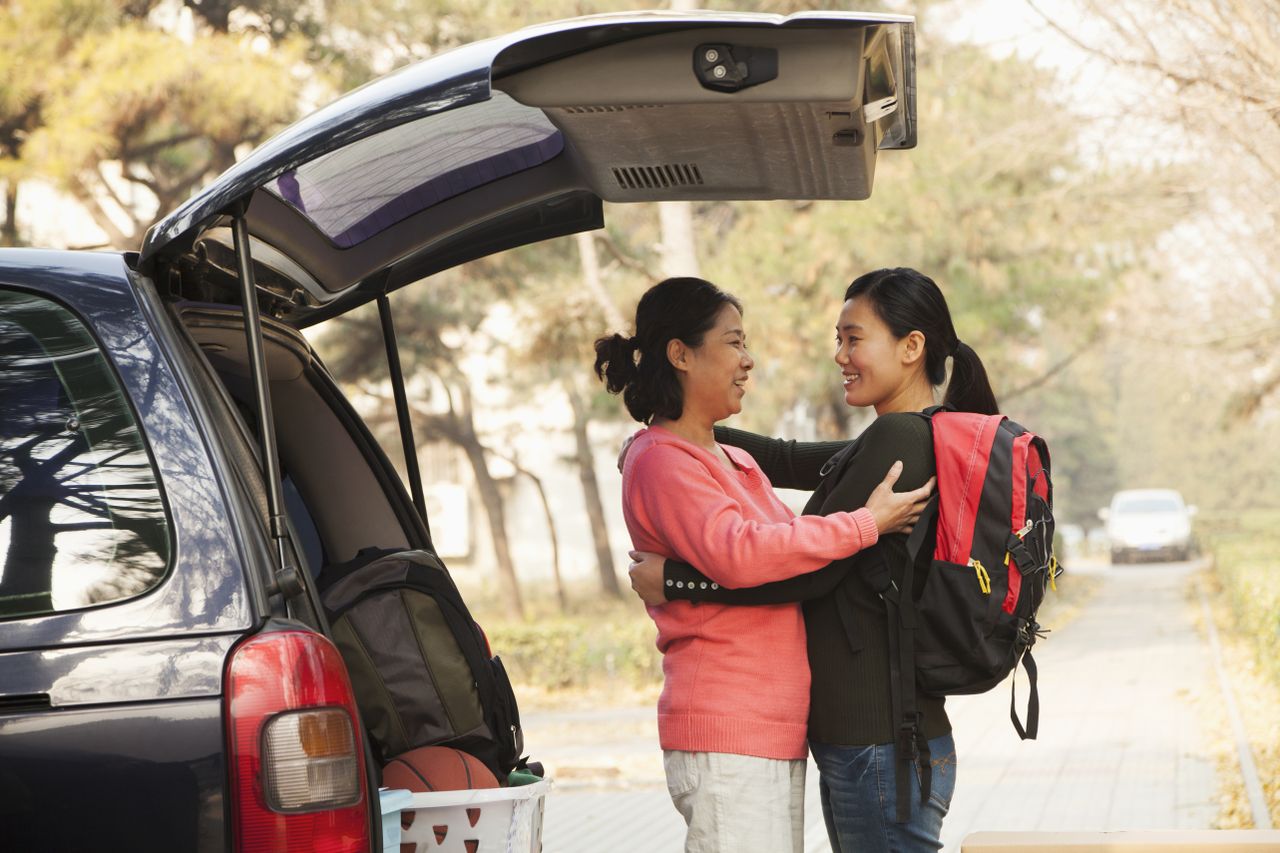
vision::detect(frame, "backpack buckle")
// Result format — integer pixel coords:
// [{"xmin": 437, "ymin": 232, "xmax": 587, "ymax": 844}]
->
[
  {"xmin": 1005, "ymin": 536, "xmax": 1036, "ymax": 576},
  {"xmin": 877, "ymin": 578, "xmax": 901, "ymax": 604},
  {"xmin": 898, "ymin": 717, "xmax": 921, "ymax": 761}
]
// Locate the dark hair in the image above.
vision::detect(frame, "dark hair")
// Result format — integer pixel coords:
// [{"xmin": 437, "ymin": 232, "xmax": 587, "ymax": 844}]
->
[
  {"xmin": 844, "ymin": 267, "xmax": 999, "ymax": 415},
  {"xmin": 594, "ymin": 277, "xmax": 743, "ymax": 424}
]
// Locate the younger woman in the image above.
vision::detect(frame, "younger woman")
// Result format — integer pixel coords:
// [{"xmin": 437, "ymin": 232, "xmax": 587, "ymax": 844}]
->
[
  {"xmin": 629, "ymin": 267, "xmax": 1001, "ymax": 853},
  {"xmin": 594, "ymin": 276, "xmax": 932, "ymax": 853}
]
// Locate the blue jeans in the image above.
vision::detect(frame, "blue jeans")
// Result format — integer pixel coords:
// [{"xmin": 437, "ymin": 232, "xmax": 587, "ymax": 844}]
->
[{"xmin": 809, "ymin": 733, "xmax": 956, "ymax": 853}]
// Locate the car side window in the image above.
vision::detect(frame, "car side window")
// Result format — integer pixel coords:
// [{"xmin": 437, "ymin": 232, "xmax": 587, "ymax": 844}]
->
[{"xmin": 0, "ymin": 289, "xmax": 171, "ymax": 620}]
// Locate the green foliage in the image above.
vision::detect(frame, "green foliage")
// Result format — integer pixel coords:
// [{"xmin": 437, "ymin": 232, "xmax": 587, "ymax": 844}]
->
[
  {"xmin": 486, "ymin": 610, "xmax": 663, "ymax": 691},
  {"xmin": 1, "ymin": 0, "xmax": 310, "ymax": 246},
  {"xmin": 29, "ymin": 24, "xmax": 303, "ymax": 177},
  {"xmin": 1202, "ymin": 511, "xmax": 1280, "ymax": 689}
]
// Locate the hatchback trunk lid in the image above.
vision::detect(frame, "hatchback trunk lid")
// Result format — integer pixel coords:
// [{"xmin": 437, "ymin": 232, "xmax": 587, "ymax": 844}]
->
[{"xmin": 140, "ymin": 11, "xmax": 915, "ymax": 327}]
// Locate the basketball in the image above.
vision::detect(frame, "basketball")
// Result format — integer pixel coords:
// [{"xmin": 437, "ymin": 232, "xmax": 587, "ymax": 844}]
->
[{"xmin": 382, "ymin": 746, "xmax": 500, "ymax": 793}]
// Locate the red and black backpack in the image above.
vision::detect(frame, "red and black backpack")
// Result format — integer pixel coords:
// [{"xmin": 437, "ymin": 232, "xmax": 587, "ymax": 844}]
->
[{"xmin": 879, "ymin": 405, "xmax": 1061, "ymax": 822}]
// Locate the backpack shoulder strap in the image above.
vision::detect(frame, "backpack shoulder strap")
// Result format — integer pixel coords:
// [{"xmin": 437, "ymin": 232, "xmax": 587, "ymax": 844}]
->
[{"xmin": 883, "ymin": 493, "xmax": 938, "ymax": 823}]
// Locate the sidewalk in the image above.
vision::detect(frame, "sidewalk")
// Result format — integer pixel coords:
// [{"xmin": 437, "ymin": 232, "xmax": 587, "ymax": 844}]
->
[{"xmin": 527, "ymin": 558, "xmax": 1220, "ymax": 852}]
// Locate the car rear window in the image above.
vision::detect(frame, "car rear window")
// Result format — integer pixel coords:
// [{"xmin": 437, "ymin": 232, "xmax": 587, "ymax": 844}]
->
[
  {"xmin": 1114, "ymin": 496, "xmax": 1183, "ymax": 514},
  {"xmin": 0, "ymin": 289, "xmax": 171, "ymax": 620},
  {"xmin": 265, "ymin": 91, "xmax": 564, "ymax": 248}
]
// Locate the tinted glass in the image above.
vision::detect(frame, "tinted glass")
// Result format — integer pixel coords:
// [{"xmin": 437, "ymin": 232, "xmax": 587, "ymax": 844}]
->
[
  {"xmin": 0, "ymin": 289, "xmax": 170, "ymax": 619},
  {"xmin": 266, "ymin": 91, "xmax": 564, "ymax": 248}
]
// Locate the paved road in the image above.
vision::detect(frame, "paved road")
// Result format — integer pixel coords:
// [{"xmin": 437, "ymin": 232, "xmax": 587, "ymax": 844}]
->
[{"xmin": 527, "ymin": 558, "xmax": 1221, "ymax": 852}]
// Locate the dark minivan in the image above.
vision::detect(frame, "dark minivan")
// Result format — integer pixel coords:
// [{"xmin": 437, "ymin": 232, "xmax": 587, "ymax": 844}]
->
[{"xmin": 0, "ymin": 11, "xmax": 916, "ymax": 851}]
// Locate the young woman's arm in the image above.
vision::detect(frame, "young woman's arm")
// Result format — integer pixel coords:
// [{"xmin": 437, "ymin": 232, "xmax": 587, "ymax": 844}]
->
[
  {"xmin": 712, "ymin": 426, "xmax": 849, "ymax": 491},
  {"xmin": 639, "ymin": 414, "xmax": 934, "ymax": 604},
  {"xmin": 657, "ymin": 553, "xmax": 852, "ymax": 604}
]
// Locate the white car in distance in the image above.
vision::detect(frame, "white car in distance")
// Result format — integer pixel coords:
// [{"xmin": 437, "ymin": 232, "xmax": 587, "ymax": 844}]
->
[{"xmin": 1099, "ymin": 488, "xmax": 1197, "ymax": 564}]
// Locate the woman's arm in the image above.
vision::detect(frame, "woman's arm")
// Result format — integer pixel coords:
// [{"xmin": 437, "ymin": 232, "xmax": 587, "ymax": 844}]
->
[
  {"xmin": 712, "ymin": 426, "xmax": 849, "ymax": 491},
  {"xmin": 626, "ymin": 443, "xmax": 880, "ymax": 588},
  {"xmin": 653, "ymin": 554, "xmax": 853, "ymax": 605}
]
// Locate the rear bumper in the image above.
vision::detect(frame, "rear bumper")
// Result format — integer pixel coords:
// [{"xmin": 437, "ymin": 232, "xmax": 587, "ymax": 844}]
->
[{"xmin": 1111, "ymin": 542, "xmax": 1190, "ymax": 562}]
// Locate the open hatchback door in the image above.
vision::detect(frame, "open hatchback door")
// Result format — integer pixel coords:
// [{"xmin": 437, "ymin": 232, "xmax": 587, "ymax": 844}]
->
[{"xmin": 139, "ymin": 10, "xmax": 916, "ymax": 327}]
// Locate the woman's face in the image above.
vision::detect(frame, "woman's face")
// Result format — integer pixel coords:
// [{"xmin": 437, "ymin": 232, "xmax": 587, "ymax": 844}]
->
[
  {"xmin": 676, "ymin": 303, "xmax": 754, "ymax": 421},
  {"xmin": 833, "ymin": 296, "xmax": 918, "ymax": 410}
]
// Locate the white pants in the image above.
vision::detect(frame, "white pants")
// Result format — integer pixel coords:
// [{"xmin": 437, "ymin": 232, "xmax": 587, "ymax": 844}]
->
[{"xmin": 663, "ymin": 750, "xmax": 805, "ymax": 853}]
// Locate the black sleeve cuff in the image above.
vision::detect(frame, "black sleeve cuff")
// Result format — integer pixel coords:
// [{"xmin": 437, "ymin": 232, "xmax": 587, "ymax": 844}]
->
[{"xmin": 663, "ymin": 558, "xmax": 723, "ymax": 602}]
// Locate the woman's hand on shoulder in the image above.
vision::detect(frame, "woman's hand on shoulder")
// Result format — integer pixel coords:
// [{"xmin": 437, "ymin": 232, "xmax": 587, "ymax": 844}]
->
[
  {"xmin": 628, "ymin": 550, "xmax": 669, "ymax": 606},
  {"xmin": 864, "ymin": 461, "xmax": 935, "ymax": 536}
]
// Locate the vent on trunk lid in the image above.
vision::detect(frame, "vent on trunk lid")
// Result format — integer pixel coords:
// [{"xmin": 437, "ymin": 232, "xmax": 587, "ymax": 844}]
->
[
  {"xmin": 612, "ymin": 164, "xmax": 704, "ymax": 190},
  {"xmin": 563, "ymin": 104, "xmax": 664, "ymax": 114}
]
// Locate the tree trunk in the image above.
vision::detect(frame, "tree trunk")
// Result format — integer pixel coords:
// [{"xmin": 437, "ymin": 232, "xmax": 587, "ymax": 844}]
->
[
  {"xmin": 654, "ymin": 0, "xmax": 699, "ymax": 282},
  {"xmin": 450, "ymin": 391, "xmax": 525, "ymax": 621},
  {"xmin": 500, "ymin": 453, "xmax": 568, "ymax": 614},
  {"xmin": 568, "ymin": 381, "xmax": 623, "ymax": 598},
  {"xmin": 2, "ymin": 182, "xmax": 19, "ymax": 247},
  {"xmin": 70, "ymin": 178, "xmax": 134, "ymax": 250},
  {"xmin": 657, "ymin": 201, "xmax": 700, "ymax": 278},
  {"xmin": 575, "ymin": 232, "xmax": 626, "ymax": 330}
]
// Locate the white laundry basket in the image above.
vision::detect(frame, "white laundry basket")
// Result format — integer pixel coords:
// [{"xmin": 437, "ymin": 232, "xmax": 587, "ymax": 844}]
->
[{"xmin": 395, "ymin": 779, "xmax": 550, "ymax": 853}]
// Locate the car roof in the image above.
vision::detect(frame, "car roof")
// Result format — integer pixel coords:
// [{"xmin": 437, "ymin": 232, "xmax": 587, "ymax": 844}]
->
[
  {"xmin": 137, "ymin": 11, "xmax": 916, "ymax": 328},
  {"xmin": 1112, "ymin": 489, "xmax": 1185, "ymax": 504}
]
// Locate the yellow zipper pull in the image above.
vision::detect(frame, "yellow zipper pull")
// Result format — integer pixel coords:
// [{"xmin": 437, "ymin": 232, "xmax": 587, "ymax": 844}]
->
[
  {"xmin": 969, "ymin": 558, "xmax": 992, "ymax": 594},
  {"xmin": 1049, "ymin": 555, "xmax": 1058, "ymax": 592},
  {"xmin": 1017, "ymin": 520, "xmax": 1034, "ymax": 539}
]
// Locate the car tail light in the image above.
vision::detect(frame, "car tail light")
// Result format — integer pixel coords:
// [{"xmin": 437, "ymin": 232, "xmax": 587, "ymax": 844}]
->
[{"xmin": 225, "ymin": 629, "xmax": 370, "ymax": 853}]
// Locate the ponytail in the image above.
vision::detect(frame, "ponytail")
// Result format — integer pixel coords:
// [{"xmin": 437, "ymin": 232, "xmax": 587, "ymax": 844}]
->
[
  {"xmin": 944, "ymin": 340, "xmax": 1000, "ymax": 415},
  {"xmin": 593, "ymin": 333, "xmax": 639, "ymax": 395}
]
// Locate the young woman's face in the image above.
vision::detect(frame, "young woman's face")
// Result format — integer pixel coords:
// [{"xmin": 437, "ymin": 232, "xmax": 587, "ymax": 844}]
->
[
  {"xmin": 678, "ymin": 303, "xmax": 754, "ymax": 421},
  {"xmin": 833, "ymin": 296, "xmax": 914, "ymax": 409}
]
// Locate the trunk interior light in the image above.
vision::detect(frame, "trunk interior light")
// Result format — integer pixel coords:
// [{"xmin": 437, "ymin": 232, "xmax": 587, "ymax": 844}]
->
[{"xmin": 263, "ymin": 708, "xmax": 361, "ymax": 811}]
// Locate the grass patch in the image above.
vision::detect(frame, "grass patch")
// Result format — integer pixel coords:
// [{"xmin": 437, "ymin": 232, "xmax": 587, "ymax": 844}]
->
[
  {"xmin": 1198, "ymin": 509, "xmax": 1280, "ymax": 827},
  {"xmin": 461, "ymin": 585, "xmax": 663, "ymax": 709},
  {"xmin": 1201, "ymin": 509, "xmax": 1280, "ymax": 688}
]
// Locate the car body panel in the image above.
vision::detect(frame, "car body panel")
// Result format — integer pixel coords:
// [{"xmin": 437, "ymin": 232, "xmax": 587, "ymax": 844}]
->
[
  {"xmin": 0, "ymin": 698, "xmax": 228, "ymax": 852},
  {"xmin": 0, "ymin": 635, "xmax": 236, "ymax": 706}
]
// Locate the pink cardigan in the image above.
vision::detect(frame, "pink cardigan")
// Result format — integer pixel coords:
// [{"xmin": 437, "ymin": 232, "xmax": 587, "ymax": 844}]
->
[{"xmin": 622, "ymin": 426, "xmax": 879, "ymax": 759}]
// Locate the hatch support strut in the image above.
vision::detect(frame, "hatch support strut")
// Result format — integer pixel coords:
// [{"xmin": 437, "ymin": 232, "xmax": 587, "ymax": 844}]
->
[
  {"xmin": 376, "ymin": 294, "xmax": 430, "ymax": 529},
  {"xmin": 231, "ymin": 205, "xmax": 304, "ymax": 600}
]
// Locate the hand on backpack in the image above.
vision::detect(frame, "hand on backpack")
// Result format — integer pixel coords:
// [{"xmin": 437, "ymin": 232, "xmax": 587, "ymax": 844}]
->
[
  {"xmin": 628, "ymin": 550, "xmax": 669, "ymax": 606},
  {"xmin": 865, "ymin": 461, "xmax": 935, "ymax": 536}
]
